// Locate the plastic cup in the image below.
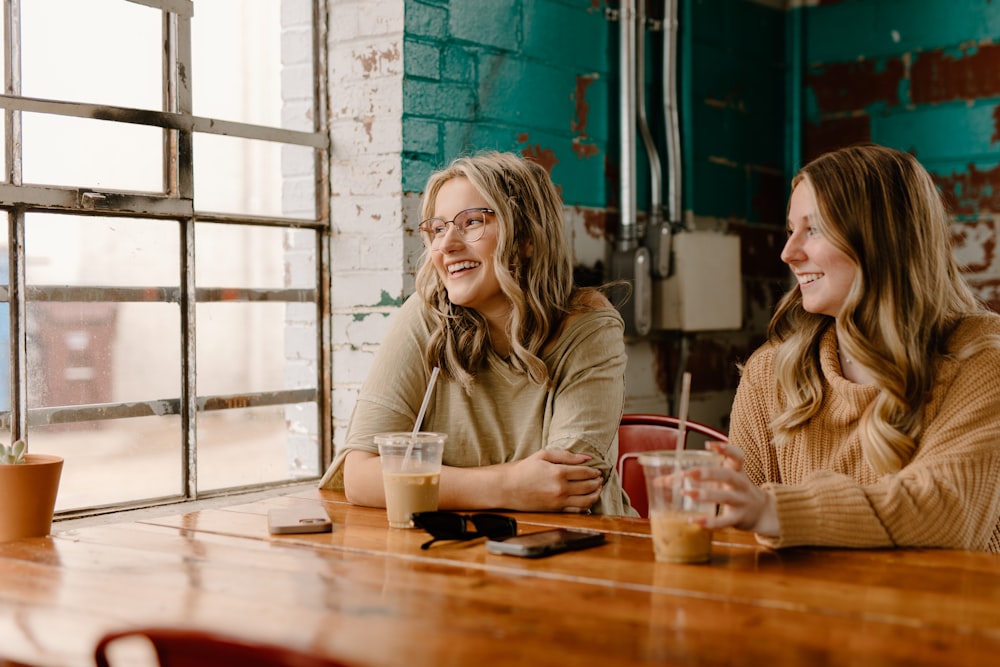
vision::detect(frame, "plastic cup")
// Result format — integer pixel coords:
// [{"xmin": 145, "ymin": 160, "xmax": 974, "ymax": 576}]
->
[
  {"xmin": 375, "ymin": 432, "xmax": 446, "ymax": 529},
  {"xmin": 639, "ymin": 449, "xmax": 723, "ymax": 563}
]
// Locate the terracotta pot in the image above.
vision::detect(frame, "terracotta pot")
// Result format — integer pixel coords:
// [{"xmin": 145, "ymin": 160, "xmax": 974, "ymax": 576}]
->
[{"xmin": 0, "ymin": 453, "xmax": 64, "ymax": 542}]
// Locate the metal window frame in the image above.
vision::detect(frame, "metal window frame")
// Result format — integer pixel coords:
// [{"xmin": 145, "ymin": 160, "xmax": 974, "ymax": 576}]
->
[{"xmin": 0, "ymin": 0, "xmax": 331, "ymax": 517}]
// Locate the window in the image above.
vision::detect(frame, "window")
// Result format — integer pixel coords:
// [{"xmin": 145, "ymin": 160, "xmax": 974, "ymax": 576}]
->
[{"xmin": 0, "ymin": 0, "xmax": 330, "ymax": 515}]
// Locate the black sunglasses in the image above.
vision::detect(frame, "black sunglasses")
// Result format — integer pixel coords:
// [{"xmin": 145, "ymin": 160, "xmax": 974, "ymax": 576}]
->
[{"xmin": 411, "ymin": 511, "xmax": 517, "ymax": 550}]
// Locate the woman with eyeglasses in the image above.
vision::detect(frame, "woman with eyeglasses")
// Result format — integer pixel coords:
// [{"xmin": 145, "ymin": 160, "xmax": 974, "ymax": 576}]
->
[
  {"xmin": 319, "ymin": 151, "xmax": 635, "ymax": 516},
  {"xmin": 694, "ymin": 144, "xmax": 1000, "ymax": 552}
]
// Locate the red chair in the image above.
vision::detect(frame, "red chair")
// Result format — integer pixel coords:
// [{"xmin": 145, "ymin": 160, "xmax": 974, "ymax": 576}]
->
[
  {"xmin": 617, "ymin": 413, "xmax": 728, "ymax": 518},
  {"xmin": 94, "ymin": 627, "xmax": 354, "ymax": 667}
]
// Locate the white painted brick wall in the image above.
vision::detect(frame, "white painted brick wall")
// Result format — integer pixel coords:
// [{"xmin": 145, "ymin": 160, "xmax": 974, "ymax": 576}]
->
[{"xmin": 326, "ymin": 0, "xmax": 407, "ymax": 451}]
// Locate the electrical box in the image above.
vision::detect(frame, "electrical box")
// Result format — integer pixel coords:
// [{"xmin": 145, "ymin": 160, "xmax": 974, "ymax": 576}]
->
[{"xmin": 652, "ymin": 231, "xmax": 742, "ymax": 331}]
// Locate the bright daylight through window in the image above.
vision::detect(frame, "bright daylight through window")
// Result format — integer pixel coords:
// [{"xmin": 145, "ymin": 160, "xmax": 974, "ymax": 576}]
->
[{"xmin": 0, "ymin": 0, "xmax": 330, "ymax": 516}]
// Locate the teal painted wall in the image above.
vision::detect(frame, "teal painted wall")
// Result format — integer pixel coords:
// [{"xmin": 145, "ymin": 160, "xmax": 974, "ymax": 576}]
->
[
  {"xmin": 403, "ymin": 0, "xmax": 611, "ymax": 208},
  {"xmin": 402, "ymin": 0, "xmax": 786, "ymax": 226},
  {"xmin": 685, "ymin": 0, "xmax": 785, "ymax": 225},
  {"xmin": 800, "ymin": 0, "xmax": 1000, "ymax": 311},
  {"xmin": 399, "ymin": 0, "xmax": 788, "ymax": 421}
]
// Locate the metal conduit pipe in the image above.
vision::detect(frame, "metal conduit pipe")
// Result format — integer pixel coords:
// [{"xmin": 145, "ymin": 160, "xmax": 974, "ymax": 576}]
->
[
  {"xmin": 618, "ymin": 0, "xmax": 638, "ymax": 252},
  {"xmin": 610, "ymin": 0, "xmax": 652, "ymax": 336},
  {"xmin": 663, "ymin": 0, "xmax": 682, "ymax": 230},
  {"xmin": 637, "ymin": 1, "xmax": 670, "ymax": 279},
  {"xmin": 663, "ymin": 0, "xmax": 691, "ymax": 414}
]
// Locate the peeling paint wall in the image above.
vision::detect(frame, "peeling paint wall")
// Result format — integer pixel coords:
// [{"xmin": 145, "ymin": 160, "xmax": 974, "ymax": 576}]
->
[
  {"xmin": 801, "ymin": 0, "xmax": 1000, "ymax": 313},
  {"xmin": 401, "ymin": 0, "xmax": 609, "ymax": 204},
  {"xmin": 331, "ymin": 0, "xmax": 786, "ymax": 440}
]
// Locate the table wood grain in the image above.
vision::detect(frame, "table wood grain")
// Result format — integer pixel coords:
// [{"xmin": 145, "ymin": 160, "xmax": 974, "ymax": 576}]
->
[{"xmin": 1, "ymin": 488, "xmax": 998, "ymax": 666}]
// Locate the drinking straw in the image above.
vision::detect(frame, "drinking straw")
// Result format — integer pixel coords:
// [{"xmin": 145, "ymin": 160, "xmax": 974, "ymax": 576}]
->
[
  {"xmin": 676, "ymin": 371, "xmax": 691, "ymax": 450},
  {"xmin": 403, "ymin": 367, "xmax": 440, "ymax": 469},
  {"xmin": 412, "ymin": 366, "xmax": 440, "ymax": 437}
]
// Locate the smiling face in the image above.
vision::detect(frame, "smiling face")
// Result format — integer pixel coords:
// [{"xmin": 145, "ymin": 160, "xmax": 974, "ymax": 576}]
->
[
  {"xmin": 782, "ymin": 180, "xmax": 858, "ymax": 318},
  {"xmin": 427, "ymin": 177, "xmax": 510, "ymax": 325}
]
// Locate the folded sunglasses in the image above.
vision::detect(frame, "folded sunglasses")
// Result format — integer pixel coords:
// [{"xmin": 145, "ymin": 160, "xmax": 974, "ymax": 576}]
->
[{"xmin": 411, "ymin": 511, "xmax": 518, "ymax": 550}]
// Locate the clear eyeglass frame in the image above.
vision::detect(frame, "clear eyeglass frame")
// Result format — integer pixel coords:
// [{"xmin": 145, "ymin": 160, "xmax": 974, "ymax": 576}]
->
[{"xmin": 419, "ymin": 207, "xmax": 494, "ymax": 249}]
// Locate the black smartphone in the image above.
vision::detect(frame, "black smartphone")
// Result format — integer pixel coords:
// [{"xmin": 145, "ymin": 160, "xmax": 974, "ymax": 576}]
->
[
  {"xmin": 485, "ymin": 528, "xmax": 605, "ymax": 558},
  {"xmin": 267, "ymin": 507, "xmax": 334, "ymax": 535}
]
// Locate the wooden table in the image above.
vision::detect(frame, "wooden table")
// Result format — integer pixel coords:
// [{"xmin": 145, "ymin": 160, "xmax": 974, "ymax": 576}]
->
[{"xmin": 1, "ymin": 488, "xmax": 999, "ymax": 666}]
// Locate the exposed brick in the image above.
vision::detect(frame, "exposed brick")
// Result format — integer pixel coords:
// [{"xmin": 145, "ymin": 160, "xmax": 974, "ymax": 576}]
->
[
  {"xmin": 749, "ymin": 168, "xmax": 785, "ymax": 224},
  {"xmin": 733, "ymin": 222, "xmax": 786, "ymax": 280},
  {"xmin": 652, "ymin": 336, "xmax": 745, "ymax": 396},
  {"xmin": 911, "ymin": 43, "xmax": 1000, "ymax": 105},
  {"xmin": 952, "ymin": 218, "xmax": 996, "ymax": 274},
  {"xmin": 520, "ymin": 144, "xmax": 559, "ymax": 174},
  {"xmin": 933, "ymin": 164, "xmax": 1000, "ymax": 217},
  {"xmin": 806, "ymin": 58, "xmax": 904, "ymax": 114},
  {"xmin": 966, "ymin": 277, "xmax": 1000, "ymax": 315},
  {"xmin": 802, "ymin": 115, "xmax": 872, "ymax": 163}
]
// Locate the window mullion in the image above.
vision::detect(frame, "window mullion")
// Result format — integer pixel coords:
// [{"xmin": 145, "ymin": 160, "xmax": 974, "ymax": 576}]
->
[{"xmin": 168, "ymin": 7, "xmax": 198, "ymax": 499}]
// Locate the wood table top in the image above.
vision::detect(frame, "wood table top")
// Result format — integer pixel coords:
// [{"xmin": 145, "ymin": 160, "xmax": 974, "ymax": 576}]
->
[{"xmin": 1, "ymin": 488, "xmax": 998, "ymax": 666}]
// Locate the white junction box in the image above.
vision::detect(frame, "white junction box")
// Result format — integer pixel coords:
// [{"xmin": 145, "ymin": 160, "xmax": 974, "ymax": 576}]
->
[{"xmin": 653, "ymin": 231, "xmax": 742, "ymax": 331}]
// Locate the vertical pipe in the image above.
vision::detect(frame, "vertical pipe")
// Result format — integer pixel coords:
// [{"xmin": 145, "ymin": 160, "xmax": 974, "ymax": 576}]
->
[
  {"xmin": 680, "ymin": 0, "xmax": 695, "ymax": 227},
  {"xmin": 618, "ymin": 0, "xmax": 638, "ymax": 251},
  {"xmin": 663, "ymin": 0, "xmax": 682, "ymax": 228},
  {"xmin": 611, "ymin": 0, "xmax": 651, "ymax": 336},
  {"xmin": 637, "ymin": 1, "xmax": 670, "ymax": 278}
]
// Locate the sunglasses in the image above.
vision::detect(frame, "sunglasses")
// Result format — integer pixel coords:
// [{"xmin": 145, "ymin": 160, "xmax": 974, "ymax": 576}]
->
[{"xmin": 411, "ymin": 511, "xmax": 517, "ymax": 550}]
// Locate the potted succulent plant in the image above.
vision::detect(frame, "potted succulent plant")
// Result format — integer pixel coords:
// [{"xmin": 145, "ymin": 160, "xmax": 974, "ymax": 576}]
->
[{"xmin": 0, "ymin": 439, "xmax": 64, "ymax": 541}]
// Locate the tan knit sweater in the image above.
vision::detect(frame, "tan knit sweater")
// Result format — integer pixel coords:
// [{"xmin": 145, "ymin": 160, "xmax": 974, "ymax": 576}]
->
[
  {"xmin": 319, "ymin": 295, "xmax": 634, "ymax": 516},
  {"xmin": 730, "ymin": 314, "xmax": 1000, "ymax": 552}
]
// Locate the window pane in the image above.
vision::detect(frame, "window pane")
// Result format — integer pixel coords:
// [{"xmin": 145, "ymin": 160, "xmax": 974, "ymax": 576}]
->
[
  {"xmin": 197, "ymin": 403, "xmax": 319, "ymax": 492},
  {"xmin": 196, "ymin": 302, "xmax": 317, "ymax": 395},
  {"xmin": 25, "ymin": 215, "xmax": 182, "ymax": 408},
  {"xmin": 22, "ymin": 114, "xmax": 163, "ymax": 191},
  {"xmin": 26, "ymin": 214, "xmax": 179, "ymax": 287},
  {"xmin": 41, "ymin": 416, "xmax": 183, "ymax": 511},
  {"xmin": 196, "ymin": 223, "xmax": 315, "ymax": 289},
  {"xmin": 192, "ymin": 0, "xmax": 308, "ymax": 128},
  {"xmin": 195, "ymin": 134, "xmax": 315, "ymax": 218},
  {"xmin": 21, "ymin": 0, "xmax": 162, "ymax": 110}
]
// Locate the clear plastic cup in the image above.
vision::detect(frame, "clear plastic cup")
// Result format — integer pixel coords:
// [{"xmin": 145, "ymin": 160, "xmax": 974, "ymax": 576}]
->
[
  {"xmin": 639, "ymin": 449, "xmax": 722, "ymax": 563},
  {"xmin": 375, "ymin": 432, "xmax": 446, "ymax": 529}
]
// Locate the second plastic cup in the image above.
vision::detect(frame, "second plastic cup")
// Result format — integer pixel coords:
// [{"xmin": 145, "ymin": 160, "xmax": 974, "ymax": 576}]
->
[
  {"xmin": 375, "ymin": 432, "xmax": 446, "ymax": 529},
  {"xmin": 639, "ymin": 449, "xmax": 722, "ymax": 563}
]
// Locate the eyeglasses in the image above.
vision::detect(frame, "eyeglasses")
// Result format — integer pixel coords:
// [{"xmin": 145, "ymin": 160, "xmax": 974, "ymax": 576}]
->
[
  {"xmin": 419, "ymin": 208, "xmax": 494, "ymax": 250},
  {"xmin": 411, "ymin": 511, "xmax": 517, "ymax": 550}
]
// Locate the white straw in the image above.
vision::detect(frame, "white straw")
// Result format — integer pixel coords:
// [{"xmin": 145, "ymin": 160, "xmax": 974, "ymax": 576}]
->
[
  {"xmin": 676, "ymin": 371, "xmax": 691, "ymax": 450},
  {"xmin": 411, "ymin": 367, "xmax": 440, "ymax": 437},
  {"xmin": 403, "ymin": 367, "xmax": 440, "ymax": 470}
]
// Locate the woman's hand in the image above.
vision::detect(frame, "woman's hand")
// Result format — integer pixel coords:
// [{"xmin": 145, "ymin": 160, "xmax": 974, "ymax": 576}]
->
[
  {"xmin": 499, "ymin": 448, "xmax": 603, "ymax": 512},
  {"xmin": 687, "ymin": 441, "xmax": 780, "ymax": 537}
]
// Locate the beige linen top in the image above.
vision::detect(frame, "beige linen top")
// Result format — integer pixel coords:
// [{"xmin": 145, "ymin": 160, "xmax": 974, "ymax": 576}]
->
[
  {"xmin": 319, "ymin": 295, "xmax": 636, "ymax": 516},
  {"xmin": 730, "ymin": 314, "xmax": 1000, "ymax": 552}
]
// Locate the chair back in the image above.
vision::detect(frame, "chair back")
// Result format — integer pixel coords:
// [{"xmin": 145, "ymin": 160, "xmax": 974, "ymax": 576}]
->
[
  {"xmin": 94, "ymin": 627, "xmax": 353, "ymax": 667},
  {"xmin": 617, "ymin": 413, "xmax": 728, "ymax": 518}
]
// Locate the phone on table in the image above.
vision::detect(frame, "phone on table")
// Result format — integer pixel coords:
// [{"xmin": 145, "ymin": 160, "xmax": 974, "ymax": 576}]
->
[
  {"xmin": 485, "ymin": 528, "xmax": 605, "ymax": 558},
  {"xmin": 267, "ymin": 507, "xmax": 334, "ymax": 535}
]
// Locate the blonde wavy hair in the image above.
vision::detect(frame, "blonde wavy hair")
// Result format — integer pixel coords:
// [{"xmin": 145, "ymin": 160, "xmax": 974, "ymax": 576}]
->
[
  {"xmin": 414, "ymin": 151, "xmax": 588, "ymax": 393},
  {"xmin": 767, "ymin": 144, "xmax": 989, "ymax": 474}
]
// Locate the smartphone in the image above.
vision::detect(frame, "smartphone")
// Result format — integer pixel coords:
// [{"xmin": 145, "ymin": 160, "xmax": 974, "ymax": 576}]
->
[
  {"xmin": 267, "ymin": 507, "xmax": 334, "ymax": 535},
  {"xmin": 485, "ymin": 528, "xmax": 605, "ymax": 558}
]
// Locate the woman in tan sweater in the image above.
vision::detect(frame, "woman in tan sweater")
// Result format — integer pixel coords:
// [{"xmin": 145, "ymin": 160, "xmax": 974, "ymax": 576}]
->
[
  {"xmin": 695, "ymin": 144, "xmax": 1000, "ymax": 552},
  {"xmin": 321, "ymin": 152, "xmax": 632, "ymax": 515}
]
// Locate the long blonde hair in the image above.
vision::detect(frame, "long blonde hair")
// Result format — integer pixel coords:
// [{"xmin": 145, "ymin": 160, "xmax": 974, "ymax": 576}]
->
[
  {"xmin": 414, "ymin": 151, "xmax": 580, "ymax": 392},
  {"xmin": 768, "ymin": 144, "xmax": 986, "ymax": 473}
]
